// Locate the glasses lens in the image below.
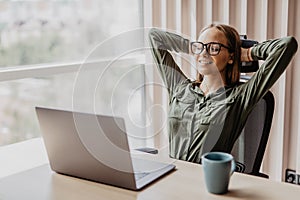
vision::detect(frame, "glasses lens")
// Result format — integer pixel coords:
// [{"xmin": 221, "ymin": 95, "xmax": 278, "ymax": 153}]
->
[
  {"xmin": 208, "ymin": 43, "xmax": 221, "ymax": 55},
  {"xmin": 191, "ymin": 42, "xmax": 204, "ymax": 54}
]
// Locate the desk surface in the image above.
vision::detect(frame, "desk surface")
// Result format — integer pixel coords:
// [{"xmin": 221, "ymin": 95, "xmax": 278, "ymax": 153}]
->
[
  {"xmin": 0, "ymin": 161, "xmax": 300, "ymax": 200},
  {"xmin": 1, "ymin": 155, "xmax": 300, "ymax": 200}
]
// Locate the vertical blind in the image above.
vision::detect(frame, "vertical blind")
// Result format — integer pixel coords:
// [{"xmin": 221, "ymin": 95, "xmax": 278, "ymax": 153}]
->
[{"xmin": 143, "ymin": 0, "xmax": 300, "ymax": 182}]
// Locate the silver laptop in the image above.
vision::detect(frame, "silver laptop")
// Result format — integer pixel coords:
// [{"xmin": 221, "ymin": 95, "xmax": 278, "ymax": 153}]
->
[{"xmin": 35, "ymin": 106, "xmax": 175, "ymax": 190}]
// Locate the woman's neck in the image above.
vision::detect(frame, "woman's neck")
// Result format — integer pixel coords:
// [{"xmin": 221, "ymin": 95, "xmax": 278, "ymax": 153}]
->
[{"xmin": 200, "ymin": 75, "xmax": 226, "ymax": 96}]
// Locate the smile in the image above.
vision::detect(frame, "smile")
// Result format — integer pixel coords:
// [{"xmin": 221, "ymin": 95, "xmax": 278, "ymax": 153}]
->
[{"xmin": 198, "ymin": 60, "xmax": 213, "ymax": 65}]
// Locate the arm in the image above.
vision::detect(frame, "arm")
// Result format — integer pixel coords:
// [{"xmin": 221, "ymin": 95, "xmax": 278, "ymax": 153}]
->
[
  {"xmin": 238, "ymin": 36, "xmax": 298, "ymax": 109},
  {"xmin": 148, "ymin": 28, "xmax": 190, "ymax": 97}
]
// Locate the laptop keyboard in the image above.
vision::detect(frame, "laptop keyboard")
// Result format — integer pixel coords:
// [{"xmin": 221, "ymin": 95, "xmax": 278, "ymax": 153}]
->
[{"xmin": 134, "ymin": 172, "xmax": 149, "ymax": 180}]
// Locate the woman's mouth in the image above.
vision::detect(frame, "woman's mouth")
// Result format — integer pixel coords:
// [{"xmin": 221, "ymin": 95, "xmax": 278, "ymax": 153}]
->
[{"xmin": 198, "ymin": 60, "xmax": 213, "ymax": 65}]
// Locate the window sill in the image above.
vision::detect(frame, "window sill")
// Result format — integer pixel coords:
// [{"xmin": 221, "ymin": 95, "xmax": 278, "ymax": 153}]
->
[{"xmin": 0, "ymin": 54, "xmax": 145, "ymax": 81}]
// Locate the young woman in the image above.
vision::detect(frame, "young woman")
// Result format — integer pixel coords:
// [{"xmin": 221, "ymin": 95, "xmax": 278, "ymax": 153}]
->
[{"xmin": 148, "ymin": 24, "xmax": 298, "ymax": 163}]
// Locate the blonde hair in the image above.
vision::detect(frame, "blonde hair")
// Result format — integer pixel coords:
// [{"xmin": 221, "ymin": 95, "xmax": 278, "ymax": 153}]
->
[{"xmin": 197, "ymin": 24, "xmax": 241, "ymax": 86}]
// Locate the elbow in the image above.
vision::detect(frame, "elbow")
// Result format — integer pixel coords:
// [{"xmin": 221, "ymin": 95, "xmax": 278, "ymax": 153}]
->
[
  {"xmin": 148, "ymin": 28, "xmax": 167, "ymax": 51},
  {"xmin": 286, "ymin": 36, "xmax": 298, "ymax": 55},
  {"xmin": 148, "ymin": 28, "xmax": 160, "ymax": 41},
  {"xmin": 149, "ymin": 27, "xmax": 159, "ymax": 35}
]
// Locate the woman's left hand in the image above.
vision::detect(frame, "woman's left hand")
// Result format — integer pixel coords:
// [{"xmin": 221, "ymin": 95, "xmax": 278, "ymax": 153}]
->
[{"xmin": 241, "ymin": 47, "xmax": 253, "ymax": 62}]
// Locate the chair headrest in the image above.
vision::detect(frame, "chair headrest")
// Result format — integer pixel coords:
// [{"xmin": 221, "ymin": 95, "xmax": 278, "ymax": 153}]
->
[{"xmin": 240, "ymin": 35, "xmax": 259, "ymax": 73}]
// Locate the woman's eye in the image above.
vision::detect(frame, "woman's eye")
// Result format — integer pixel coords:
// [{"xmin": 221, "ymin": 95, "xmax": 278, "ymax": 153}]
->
[
  {"xmin": 192, "ymin": 45, "xmax": 203, "ymax": 52},
  {"xmin": 210, "ymin": 45, "xmax": 220, "ymax": 52}
]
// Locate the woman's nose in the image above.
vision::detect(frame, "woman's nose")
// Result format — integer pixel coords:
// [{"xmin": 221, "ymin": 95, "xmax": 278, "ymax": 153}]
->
[
  {"xmin": 195, "ymin": 53, "xmax": 207, "ymax": 61},
  {"xmin": 200, "ymin": 48, "xmax": 209, "ymax": 57}
]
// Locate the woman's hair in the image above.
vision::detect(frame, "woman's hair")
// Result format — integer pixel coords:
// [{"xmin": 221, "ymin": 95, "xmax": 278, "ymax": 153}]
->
[{"xmin": 196, "ymin": 23, "xmax": 241, "ymax": 87}]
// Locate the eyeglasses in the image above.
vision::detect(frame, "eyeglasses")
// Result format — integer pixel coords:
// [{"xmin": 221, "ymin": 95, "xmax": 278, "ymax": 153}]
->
[{"xmin": 190, "ymin": 42, "xmax": 232, "ymax": 56}]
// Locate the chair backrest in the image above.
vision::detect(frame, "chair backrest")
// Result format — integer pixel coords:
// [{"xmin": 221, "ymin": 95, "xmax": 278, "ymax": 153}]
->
[
  {"xmin": 231, "ymin": 36, "xmax": 275, "ymax": 178},
  {"xmin": 231, "ymin": 90, "xmax": 274, "ymax": 178}
]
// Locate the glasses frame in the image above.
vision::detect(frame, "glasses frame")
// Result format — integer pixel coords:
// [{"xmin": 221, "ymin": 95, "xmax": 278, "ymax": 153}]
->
[{"xmin": 190, "ymin": 41, "xmax": 232, "ymax": 56}]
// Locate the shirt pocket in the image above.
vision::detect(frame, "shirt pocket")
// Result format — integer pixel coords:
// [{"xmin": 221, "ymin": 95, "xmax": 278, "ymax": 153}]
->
[
  {"xmin": 169, "ymin": 96, "xmax": 195, "ymax": 119},
  {"xmin": 208, "ymin": 98, "xmax": 236, "ymax": 124},
  {"xmin": 197, "ymin": 105, "xmax": 212, "ymax": 125}
]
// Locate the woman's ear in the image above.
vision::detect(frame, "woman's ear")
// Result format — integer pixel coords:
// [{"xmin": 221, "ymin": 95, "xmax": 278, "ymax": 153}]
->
[{"xmin": 228, "ymin": 53, "xmax": 234, "ymax": 64}]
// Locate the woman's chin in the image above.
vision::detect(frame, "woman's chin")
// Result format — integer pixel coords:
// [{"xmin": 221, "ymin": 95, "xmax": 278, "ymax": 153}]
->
[
  {"xmin": 197, "ymin": 64, "xmax": 218, "ymax": 75},
  {"xmin": 197, "ymin": 67, "xmax": 214, "ymax": 75}
]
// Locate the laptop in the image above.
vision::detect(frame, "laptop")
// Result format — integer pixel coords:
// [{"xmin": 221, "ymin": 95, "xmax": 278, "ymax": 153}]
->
[{"xmin": 35, "ymin": 106, "xmax": 175, "ymax": 190}]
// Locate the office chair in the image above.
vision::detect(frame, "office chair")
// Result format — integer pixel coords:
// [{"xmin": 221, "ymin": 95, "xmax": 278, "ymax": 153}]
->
[
  {"xmin": 231, "ymin": 90, "xmax": 274, "ymax": 178},
  {"xmin": 231, "ymin": 36, "xmax": 275, "ymax": 178}
]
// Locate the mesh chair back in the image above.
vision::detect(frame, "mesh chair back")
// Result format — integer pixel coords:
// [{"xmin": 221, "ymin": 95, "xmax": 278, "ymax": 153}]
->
[{"xmin": 232, "ymin": 91, "xmax": 274, "ymax": 178}]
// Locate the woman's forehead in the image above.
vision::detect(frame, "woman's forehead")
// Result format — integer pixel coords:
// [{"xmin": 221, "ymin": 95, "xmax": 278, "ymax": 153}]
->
[{"xmin": 197, "ymin": 28, "xmax": 227, "ymax": 44}]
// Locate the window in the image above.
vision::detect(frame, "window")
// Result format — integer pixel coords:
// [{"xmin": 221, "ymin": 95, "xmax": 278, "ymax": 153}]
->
[
  {"xmin": 0, "ymin": 0, "xmax": 144, "ymax": 148},
  {"xmin": 0, "ymin": 0, "xmax": 141, "ymax": 66}
]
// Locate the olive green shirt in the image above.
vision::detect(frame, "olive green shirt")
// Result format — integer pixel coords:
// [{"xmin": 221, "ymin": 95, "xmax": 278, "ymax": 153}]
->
[{"xmin": 148, "ymin": 28, "xmax": 298, "ymax": 163}]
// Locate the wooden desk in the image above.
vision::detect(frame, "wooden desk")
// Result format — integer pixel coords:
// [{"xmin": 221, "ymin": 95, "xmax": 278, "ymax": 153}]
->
[{"xmin": 1, "ymin": 154, "xmax": 300, "ymax": 200}]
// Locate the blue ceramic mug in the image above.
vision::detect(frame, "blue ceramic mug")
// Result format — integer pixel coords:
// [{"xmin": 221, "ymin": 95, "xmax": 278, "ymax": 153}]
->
[{"xmin": 201, "ymin": 152, "xmax": 236, "ymax": 194}]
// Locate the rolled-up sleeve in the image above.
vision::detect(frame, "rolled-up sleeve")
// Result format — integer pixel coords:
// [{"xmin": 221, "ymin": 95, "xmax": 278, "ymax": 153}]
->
[
  {"xmin": 237, "ymin": 36, "xmax": 298, "ymax": 111},
  {"xmin": 148, "ymin": 28, "xmax": 190, "ymax": 98}
]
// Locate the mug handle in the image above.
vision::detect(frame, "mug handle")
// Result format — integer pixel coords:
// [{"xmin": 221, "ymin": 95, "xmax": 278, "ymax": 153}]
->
[{"xmin": 230, "ymin": 160, "xmax": 236, "ymax": 175}]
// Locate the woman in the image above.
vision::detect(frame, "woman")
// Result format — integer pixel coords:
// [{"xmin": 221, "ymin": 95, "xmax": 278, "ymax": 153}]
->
[{"xmin": 148, "ymin": 24, "xmax": 298, "ymax": 163}]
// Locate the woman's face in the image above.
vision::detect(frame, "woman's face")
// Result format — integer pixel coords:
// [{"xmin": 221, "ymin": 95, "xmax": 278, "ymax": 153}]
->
[{"xmin": 194, "ymin": 27, "xmax": 233, "ymax": 76}]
